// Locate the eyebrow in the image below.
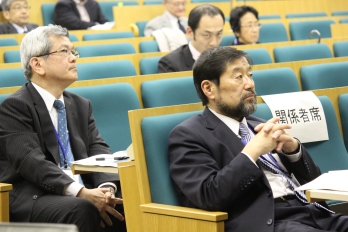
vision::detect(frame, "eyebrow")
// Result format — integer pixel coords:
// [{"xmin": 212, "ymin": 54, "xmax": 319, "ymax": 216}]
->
[
  {"xmin": 232, "ymin": 66, "xmax": 252, "ymax": 73},
  {"xmin": 203, "ymin": 29, "xmax": 223, "ymax": 34},
  {"xmin": 59, "ymin": 44, "xmax": 74, "ymax": 50}
]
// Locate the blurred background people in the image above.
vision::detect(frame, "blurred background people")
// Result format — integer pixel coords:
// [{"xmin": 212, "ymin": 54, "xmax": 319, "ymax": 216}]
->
[{"xmin": 229, "ymin": 6, "xmax": 260, "ymax": 45}]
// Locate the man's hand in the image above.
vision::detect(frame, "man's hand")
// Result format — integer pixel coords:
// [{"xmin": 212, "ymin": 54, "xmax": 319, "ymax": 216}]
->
[
  {"xmin": 77, "ymin": 188, "xmax": 124, "ymax": 228},
  {"xmin": 242, "ymin": 117, "xmax": 295, "ymax": 160}
]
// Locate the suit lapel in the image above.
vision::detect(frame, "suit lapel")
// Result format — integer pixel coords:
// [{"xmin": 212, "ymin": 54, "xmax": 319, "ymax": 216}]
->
[
  {"xmin": 27, "ymin": 83, "xmax": 61, "ymax": 165},
  {"xmin": 182, "ymin": 45, "xmax": 195, "ymax": 69},
  {"xmin": 6, "ymin": 23, "xmax": 17, "ymax": 34}
]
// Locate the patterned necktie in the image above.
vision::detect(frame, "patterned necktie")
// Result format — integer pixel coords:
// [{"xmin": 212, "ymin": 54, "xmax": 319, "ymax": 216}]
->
[
  {"xmin": 178, "ymin": 19, "xmax": 186, "ymax": 33},
  {"xmin": 53, "ymin": 100, "xmax": 75, "ymax": 168},
  {"xmin": 239, "ymin": 123, "xmax": 333, "ymax": 213}
]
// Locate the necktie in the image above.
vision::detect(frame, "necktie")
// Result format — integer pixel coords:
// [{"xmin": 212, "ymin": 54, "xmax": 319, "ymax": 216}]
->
[
  {"xmin": 239, "ymin": 123, "xmax": 333, "ymax": 213},
  {"xmin": 53, "ymin": 100, "xmax": 75, "ymax": 168},
  {"xmin": 178, "ymin": 19, "xmax": 186, "ymax": 34}
]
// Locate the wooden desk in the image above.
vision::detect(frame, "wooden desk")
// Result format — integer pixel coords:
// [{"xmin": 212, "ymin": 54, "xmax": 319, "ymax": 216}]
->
[
  {"xmin": 71, "ymin": 164, "xmax": 118, "ymax": 175},
  {"xmin": 306, "ymin": 189, "xmax": 348, "ymax": 203}
]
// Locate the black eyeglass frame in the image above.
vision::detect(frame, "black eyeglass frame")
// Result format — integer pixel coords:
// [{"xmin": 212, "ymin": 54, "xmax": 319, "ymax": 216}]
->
[{"xmin": 36, "ymin": 49, "xmax": 80, "ymax": 58}]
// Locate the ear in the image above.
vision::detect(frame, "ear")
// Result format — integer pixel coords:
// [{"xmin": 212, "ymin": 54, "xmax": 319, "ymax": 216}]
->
[
  {"xmin": 201, "ymin": 80, "xmax": 216, "ymax": 101},
  {"xmin": 2, "ymin": 11, "xmax": 10, "ymax": 21},
  {"xmin": 186, "ymin": 26, "xmax": 194, "ymax": 40},
  {"xmin": 30, "ymin": 57, "xmax": 46, "ymax": 76}
]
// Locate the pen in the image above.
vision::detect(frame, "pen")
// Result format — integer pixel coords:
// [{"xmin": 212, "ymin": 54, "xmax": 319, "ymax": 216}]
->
[{"xmin": 95, "ymin": 156, "xmax": 129, "ymax": 161}]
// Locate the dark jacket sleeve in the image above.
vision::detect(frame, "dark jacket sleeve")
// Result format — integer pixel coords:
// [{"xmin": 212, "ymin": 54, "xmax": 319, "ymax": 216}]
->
[{"xmin": 158, "ymin": 55, "xmax": 176, "ymax": 73}]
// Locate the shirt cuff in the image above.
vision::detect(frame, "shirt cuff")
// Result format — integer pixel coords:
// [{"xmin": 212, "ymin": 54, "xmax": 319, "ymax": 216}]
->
[
  {"xmin": 63, "ymin": 182, "xmax": 84, "ymax": 197},
  {"xmin": 242, "ymin": 152, "xmax": 259, "ymax": 167},
  {"xmin": 98, "ymin": 182, "xmax": 117, "ymax": 193}
]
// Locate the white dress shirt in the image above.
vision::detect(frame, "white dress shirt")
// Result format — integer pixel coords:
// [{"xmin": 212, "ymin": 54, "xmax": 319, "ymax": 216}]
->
[{"xmin": 73, "ymin": 0, "xmax": 91, "ymax": 22}]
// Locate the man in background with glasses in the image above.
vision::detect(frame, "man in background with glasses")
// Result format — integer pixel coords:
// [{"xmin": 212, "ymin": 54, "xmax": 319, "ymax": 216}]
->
[
  {"xmin": 0, "ymin": 25, "xmax": 126, "ymax": 232},
  {"xmin": 0, "ymin": 0, "xmax": 37, "ymax": 34},
  {"xmin": 144, "ymin": 0, "xmax": 188, "ymax": 37}
]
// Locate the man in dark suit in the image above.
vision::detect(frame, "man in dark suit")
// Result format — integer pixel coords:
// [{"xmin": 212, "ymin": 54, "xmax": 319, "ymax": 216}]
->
[
  {"xmin": 158, "ymin": 4, "xmax": 224, "ymax": 73},
  {"xmin": 0, "ymin": 25, "xmax": 126, "ymax": 232},
  {"xmin": 54, "ymin": 0, "xmax": 108, "ymax": 30},
  {"xmin": 169, "ymin": 46, "xmax": 348, "ymax": 232},
  {"xmin": 0, "ymin": 0, "xmax": 38, "ymax": 34}
]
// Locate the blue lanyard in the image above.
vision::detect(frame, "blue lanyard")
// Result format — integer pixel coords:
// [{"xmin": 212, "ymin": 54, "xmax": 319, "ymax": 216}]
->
[{"xmin": 53, "ymin": 127, "xmax": 70, "ymax": 169}]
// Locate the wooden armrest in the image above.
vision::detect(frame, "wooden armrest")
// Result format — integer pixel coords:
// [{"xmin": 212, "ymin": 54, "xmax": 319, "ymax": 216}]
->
[
  {"xmin": 0, "ymin": 183, "xmax": 12, "ymax": 192},
  {"xmin": 140, "ymin": 203, "xmax": 228, "ymax": 222},
  {"xmin": 0, "ymin": 183, "xmax": 12, "ymax": 222},
  {"xmin": 130, "ymin": 23, "xmax": 139, "ymax": 37}
]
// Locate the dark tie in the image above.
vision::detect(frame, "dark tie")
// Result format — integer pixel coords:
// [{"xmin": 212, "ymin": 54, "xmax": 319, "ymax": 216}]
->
[
  {"xmin": 239, "ymin": 123, "xmax": 333, "ymax": 213},
  {"xmin": 53, "ymin": 100, "xmax": 75, "ymax": 168},
  {"xmin": 178, "ymin": 19, "xmax": 186, "ymax": 34}
]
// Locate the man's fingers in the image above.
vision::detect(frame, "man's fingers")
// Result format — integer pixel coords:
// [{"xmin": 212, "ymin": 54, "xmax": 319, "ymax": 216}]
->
[
  {"xmin": 109, "ymin": 197, "xmax": 123, "ymax": 205},
  {"xmin": 106, "ymin": 205, "xmax": 125, "ymax": 221},
  {"xmin": 100, "ymin": 211, "xmax": 113, "ymax": 226}
]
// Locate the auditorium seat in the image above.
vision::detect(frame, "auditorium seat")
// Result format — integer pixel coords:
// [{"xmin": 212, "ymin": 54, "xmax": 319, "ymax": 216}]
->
[
  {"xmin": 340, "ymin": 19, "xmax": 348, "ymax": 24},
  {"xmin": 289, "ymin": 20, "xmax": 335, "ymax": 40},
  {"xmin": 339, "ymin": 93, "xmax": 348, "ymax": 152},
  {"xmin": 220, "ymin": 34, "xmax": 236, "ymax": 46},
  {"xmin": 332, "ymin": 11, "xmax": 348, "ymax": 16},
  {"xmin": 273, "ymin": 44, "xmax": 332, "ymax": 63},
  {"xmin": 4, "ymin": 50, "xmax": 20, "ymax": 63},
  {"xmin": 139, "ymin": 40, "xmax": 159, "ymax": 53},
  {"xmin": 300, "ymin": 61, "xmax": 348, "ymax": 90},
  {"xmin": 41, "ymin": 3, "xmax": 55, "ymax": 26},
  {"xmin": 136, "ymin": 21, "xmax": 148, "ymax": 37},
  {"xmin": 98, "ymin": 1, "xmax": 138, "ymax": 22},
  {"xmin": 67, "ymin": 83, "xmax": 141, "ymax": 152},
  {"xmin": 244, "ymin": 48, "xmax": 273, "ymax": 65},
  {"xmin": 333, "ymin": 41, "xmax": 348, "ymax": 57},
  {"xmin": 0, "ymin": 38, "xmax": 18, "ymax": 47},
  {"xmin": 77, "ymin": 60, "xmax": 136, "ymax": 80},
  {"xmin": 76, "ymin": 43, "xmax": 136, "ymax": 57},
  {"xmin": 259, "ymin": 14, "xmax": 281, "ymax": 20},
  {"xmin": 0, "ymin": 68, "xmax": 27, "ymax": 87},
  {"xmin": 259, "ymin": 22, "xmax": 288, "ymax": 43},
  {"xmin": 139, "ymin": 56, "xmax": 161, "ymax": 75},
  {"xmin": 82, "ymin": 31, "xmax": 134, "ymax": 41},
  {"xmin": 286, "ymin": 12, "xmax": 327, "ymax": 18}
]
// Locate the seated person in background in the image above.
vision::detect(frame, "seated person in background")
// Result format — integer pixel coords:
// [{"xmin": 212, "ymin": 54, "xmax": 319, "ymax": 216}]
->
[
  {"xmin": 0, "ymin": 25, "xmax": 126, "ymax": 232},
  {"xmin": 158, "ymin": 4, "xmax": 224, "ymax": 73},
  {"xmin": 229, "ymin": 6, "xmax": 260, "ymax": 45},
  {"xmin": 0, "ymin": 0, "xmax": 38, "ymax": 34},
  {"xmin": 144, "ymin": 0, "xmax": 187, "ymax": 37},
  {"xmin": 54, "ymin": 0, "xmax": 108, "ymax": 30},
  {"xmin": 169, "ymin": 46, "xmax": 348, "ymax": 232}
]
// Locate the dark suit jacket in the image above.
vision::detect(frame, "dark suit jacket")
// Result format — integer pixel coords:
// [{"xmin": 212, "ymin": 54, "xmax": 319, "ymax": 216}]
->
[
  {"xmin": 0, "ymin": 82, "xmax": 118, "ymax": 222},
  {"xmin": 158, "ymin": 44, "xmax": 195, "ymax": 73},
  {"xmin": 0, "ymin": 23, "xmax": 38, "ymax": 34},
  {"xmin": 54, "ymin": 0, "xmax": 108, "ymax": 30},
  {"xmin": 169, "ymin": 107, "xmax": 321, "ymax": 232}
]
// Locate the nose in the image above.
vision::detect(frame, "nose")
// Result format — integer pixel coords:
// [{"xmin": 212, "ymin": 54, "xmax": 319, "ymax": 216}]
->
[
  {"xmin": 210, "ymin": 35, "xmax": 219, "ymax": 47},
  {"xmin": 244, "ymin": 76, "xmax": 255, "ymax": 89}
]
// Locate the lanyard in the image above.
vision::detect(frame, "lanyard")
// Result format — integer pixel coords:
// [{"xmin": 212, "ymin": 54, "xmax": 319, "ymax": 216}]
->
[{"xmin": 53, "ymin": 127, "xmax": 70, "ymax": 169}]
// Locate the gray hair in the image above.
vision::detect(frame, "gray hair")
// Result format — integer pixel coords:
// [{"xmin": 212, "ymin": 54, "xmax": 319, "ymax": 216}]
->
[
  {"xmin": 1, "ymin": 0, "xmax": 27, "ymax": 11},
  {"xmin": 20, "ymin": 24, "xmax": 69, "ymax": 80}
]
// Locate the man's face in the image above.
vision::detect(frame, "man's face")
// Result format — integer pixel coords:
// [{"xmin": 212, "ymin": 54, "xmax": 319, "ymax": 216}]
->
[
  {"xmin": 164, "ymin": 0, "xmax": 186, "ymax": 18},
  {"xmin": 3, "ymin": 0, "xmax": 30, "ymax": 27},
  {"xmin": 188, "ymin": 14, "xmax": 224, "ymax": 54},
  {"xmin": 236, "ymin": 12, "xmax": 260, "ymax": 44},
  {"xmin": 37, "ymin": 36, "xmax": 78, "ymax": 87},
  {"xmin": 207, "ymin": 57, "xmax": 257, "ymax": 121}
]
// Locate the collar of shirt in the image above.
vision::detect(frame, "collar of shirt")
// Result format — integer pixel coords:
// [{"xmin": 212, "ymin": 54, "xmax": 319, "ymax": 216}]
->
[
  {"xmin": 164, "ymin": 10, "xmax": 185, "ymax": 30},
  {"xmin": 11, "ymin": 23, "xmax": 28, "ymax": 34},
  {"xmin": 188, "ymin": 41, "xmax": 201, "ymax": 61},
  {"xmin": 73, "ymin": 0, "xmax": 87, "ymax": 5}
]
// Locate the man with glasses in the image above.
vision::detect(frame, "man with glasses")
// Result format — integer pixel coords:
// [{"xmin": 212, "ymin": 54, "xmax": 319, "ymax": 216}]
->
[
  {"xmin": 158, "ymin": 4, "xmax": 224, "ymax": 73},
  {"xmin": 229, "ymin": 6, "xmax": 261, "ymax": 45},
  {"xmin": 0, "ymin": 0, "xmax": 37, "ymax": 34},
  {"xmin": 0, "ymin": 25, "xmax": 126, "ymax": 232},
  {"xmin": 144, "ymin": 0, "xmax": 188, "ymax": 37}
]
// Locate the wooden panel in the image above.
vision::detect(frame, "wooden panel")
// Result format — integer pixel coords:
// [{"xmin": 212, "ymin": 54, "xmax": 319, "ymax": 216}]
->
[
  {"xmin": 0, "ymin": 183, "xmax": 12, "ymax": 222},
  {"xmin": 331, "ymin": 24, "xmax": 348, "ymax": 38}
]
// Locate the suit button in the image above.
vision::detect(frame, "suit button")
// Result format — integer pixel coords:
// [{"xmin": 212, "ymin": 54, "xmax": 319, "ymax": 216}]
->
[
  {"xmin": 33, "ymin": 195, "xmax": 38, "ymax": 200},
  {"xmin": 267, "ymin": 190, "xmax": 272, "ymax": 197},
  {"xmin": 267, "ymin": 219, "xmax": 273, "ymax": 225}
]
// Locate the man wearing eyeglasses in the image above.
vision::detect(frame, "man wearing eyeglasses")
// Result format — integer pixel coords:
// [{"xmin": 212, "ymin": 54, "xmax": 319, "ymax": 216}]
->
[
  {"xmin": 0, "ymin": 0, "xmax": 38, "ymax": 34},
  {"xmin": 144, "ymin": 0, "xmax": 188, "ymax": 37},
  {"xmin": 0, "ymin": 25, "xmax": 126, "ymax": 232}
]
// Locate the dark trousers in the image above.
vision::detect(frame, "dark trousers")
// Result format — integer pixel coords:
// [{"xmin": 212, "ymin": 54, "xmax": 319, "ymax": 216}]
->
[{"xmin": 275, "ymin": 199, "xmax": 348, "ymax": 232}]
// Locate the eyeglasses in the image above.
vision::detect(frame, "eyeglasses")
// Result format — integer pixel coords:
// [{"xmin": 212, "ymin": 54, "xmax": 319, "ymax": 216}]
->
[
  {"xmin": 170, "ymin": 1, "xmax": 186, "ymax": 7},
  {"xmin": 241, "ymin": 23, "xmax": 262, "ymax": 30},
  {"xmin": 36, "ymin": 49, "xmax": 80, "ymax": 58},
  {"xmin": 10, "ymin": 6, "xmax": 31, "ymax": 11}
]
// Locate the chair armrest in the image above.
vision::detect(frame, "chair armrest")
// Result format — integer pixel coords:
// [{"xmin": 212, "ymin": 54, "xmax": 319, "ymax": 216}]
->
[
  {"xmin": 0, "ymin": 183, "xmax": 12, "ymax": 222},
  {"xmin": 140, "ymin": 203, "xmax": 227, "ymax": 221},
  {"xmin": 130, "ymin": 23, "xmax": 139, "ymax": 37}
]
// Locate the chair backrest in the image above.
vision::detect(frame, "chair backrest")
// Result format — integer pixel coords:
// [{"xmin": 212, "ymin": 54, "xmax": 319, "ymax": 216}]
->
[
  {"xmin": 300, "ymin": 61, "xmax": 348, "ymax": 90},
  {"xmin": 82, "ymin": 31, "xmax": 134, "ymax": 41},
  {"xmin": 139, "ymin": 40, "xmax": 159, "ymax": 53},
  {"xmin": 286, "ymin": 12, "xmax": 327, "ymax": 18},
  {"xmin": 273, "ymin": 43, "xmax": 332, "ymax": 63},
  {"xmin": 98, "ymin": 1, "xmax": 138, "ymax": 21},
  {"xmin": 259, "ymin": 23, "xmax": 288, "ymax": 43},
  {"xmin": 139, "ymin": 56, "xmax": 161, "ymax": 75},
  {"xmin": 339, "ymin": 93, "xmax": 348, "ymax": 152},
  {"xmin": 77, "ymin": 60, "xmax": 136, "ymax": 80},
  {"xmin": 244, "ymin": 48, "xmax": 272, "ymax": 65},
  {"xmin": 259, "ymin": 14, "xmax": 281, "ymax": 20},
  {"xmin": 69, "ymin": 34, "xmax": 79, "ymax": 42},
  {"xmin": 332, "ymin": 11, "xmax": 348, "ymax": 16},
  {"xmin": 76, "ymin": 43, "xmax": 136, "ymax": 58},
  {"xmin": 67, "ymin": 83, "xmax": 140, "ymax": 152},
  {"xmin": 252, "ymin": 96, "xmax": 348, "ymax": 173},
  {"xmin": 289, "ymin": 20, "xmax": 335, "ymax": 40},
  {"xmin": 136, "ymin": 21, "xmax": 148, "ymax": 37},
  {"xmin": 0, "ymin": 38, "xmax": 18, "ymax": 47},
  {"xmin": 143, "ymin": 0, "xmax": 162, "ymax": 4},
  {"xmin": 333, "ymin": 41, "xmax": 348, "ymax": 57},
  {"xmin": 141, "ymin": 76, "xmax": 200, "ymax": 108},
  {"xmin": 191, "ymin": 0, "xmax": 229, "ymax": 2},
  {"xmin": 220, "ymin": 34, "xmax": 236, "ymax": 46},
  {"xmin": 253, "ymin": 68, "xmax": 300, "ymax": 95},
  {"xmin": 0, "ymin": 68, "xmax": 27, "ymax": 87},
  {"xmin": 141, "ymin": 110, "xmax": 202, "ymax": 205},
  {"xmin": 4, "ymin": 50, "xmax": 20, "ymax": 63},
  {"xmin": 41, "ymin": 3, "xmax": 55, "ymax": 26},
  {"xmin": 340, "ymin": 19, "xmax": 348, "ymax": 24}
]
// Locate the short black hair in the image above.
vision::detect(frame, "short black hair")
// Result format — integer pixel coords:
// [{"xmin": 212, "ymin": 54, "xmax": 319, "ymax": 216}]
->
[
  {"xmin": 229, "ymin": 6, "xmax": 259, "ymax": 34},
  {"xmin": 188, "ymin": 4, "xmax": 225, "ymax": 33},
  {"xmin": 193, "ymin": 47, "xmax": 252, "ymax": 105}
]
